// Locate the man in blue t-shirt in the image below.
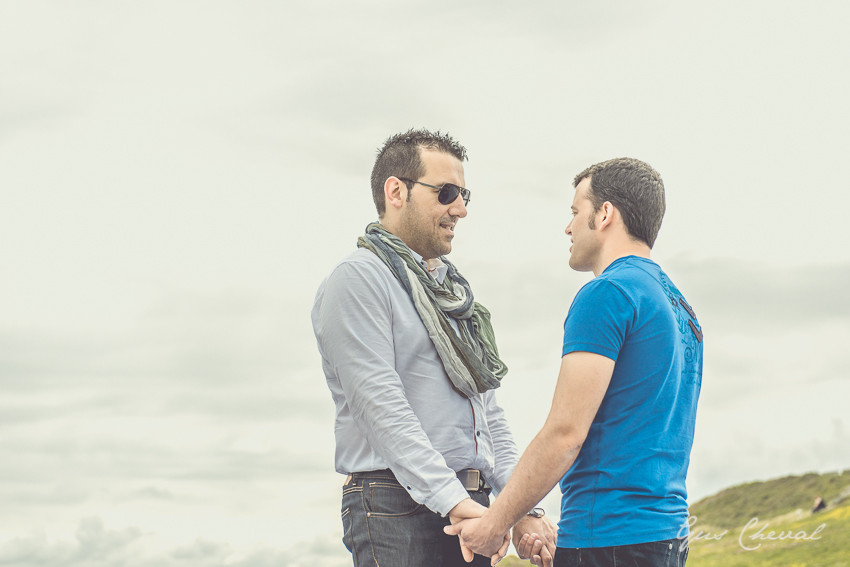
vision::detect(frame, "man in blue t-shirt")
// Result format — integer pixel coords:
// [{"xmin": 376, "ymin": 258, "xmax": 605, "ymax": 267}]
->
[{"xmin": 446, "ymin": 158, "xmax": 702, "ymax": 566}]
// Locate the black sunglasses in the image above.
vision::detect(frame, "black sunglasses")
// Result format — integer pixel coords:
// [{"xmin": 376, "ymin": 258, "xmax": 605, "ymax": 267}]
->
[{"xmin": 398, "ymin": 177, "xmax": 471, "ymax": 206}]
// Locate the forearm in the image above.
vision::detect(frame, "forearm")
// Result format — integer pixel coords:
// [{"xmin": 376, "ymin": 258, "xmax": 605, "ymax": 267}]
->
[
  {"xmin": 352, "ymin": 399, "xmax": 470, "ymax": 515},
  {"xmin": 487, "ymin": 352, "xmax": 614, "ymax": 530},
  {"xmin": 443, "ymin": 353, "xmax": 614, "ymax": 560},
  {"xmin": 486, "ymin": 422, "xmax": 583, "ymax": 533}
]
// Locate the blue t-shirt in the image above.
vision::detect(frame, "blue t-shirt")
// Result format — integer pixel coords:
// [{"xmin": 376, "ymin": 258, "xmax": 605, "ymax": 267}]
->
[{"xmin": 558, "ymin": 256, "xmax": 703, "ymax": 548}]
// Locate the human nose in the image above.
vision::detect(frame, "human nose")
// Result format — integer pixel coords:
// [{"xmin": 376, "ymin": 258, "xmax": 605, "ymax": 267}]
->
[{"xmin": 449, "ymin": 195, "xmax": 468, "ymax": 218}]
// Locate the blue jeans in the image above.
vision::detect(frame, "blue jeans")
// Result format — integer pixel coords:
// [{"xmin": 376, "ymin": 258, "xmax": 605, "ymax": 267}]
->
[
  {"xmin": 341, "ymin": 470, "xmax": 492, "ymax": 567},
  {"xmin": 554, "ymin": 537, "xmax": 689, "ymax": 566}
]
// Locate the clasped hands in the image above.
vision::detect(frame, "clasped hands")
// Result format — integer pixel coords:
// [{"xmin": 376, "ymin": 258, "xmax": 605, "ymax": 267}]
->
[{"xmin": 445, "ymin": 498, "xmax": 556, "ymax": 567}]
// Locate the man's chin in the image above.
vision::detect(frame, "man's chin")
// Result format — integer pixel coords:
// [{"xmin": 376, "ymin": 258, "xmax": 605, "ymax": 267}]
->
[
  {"xmin": 434, "ymin": 239, "xmax": 452, "ymax": 257},
  {"xmin": 569, "ymin": 257, "xmax": 594, "ymax": 273},
  {"xmin": 568, "ymin": 256, "xmax": 583, "ymax": 271}
]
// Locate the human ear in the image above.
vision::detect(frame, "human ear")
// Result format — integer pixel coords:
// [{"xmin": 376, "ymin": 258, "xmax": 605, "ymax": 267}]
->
[
  {"xmin": 384, "ymin": 177, "xmax": 405, "ymax": 211},
  {"xmin": 598, "ymin": 202, "xmax": 615, "ymax": 230}
]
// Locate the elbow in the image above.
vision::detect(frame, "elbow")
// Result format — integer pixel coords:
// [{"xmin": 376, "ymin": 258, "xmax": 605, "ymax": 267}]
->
[
  {"xmin": 561, "ymin": 436, "xmax": 585, "ymax": 462},
  {"xmin": 542, "ymin": 422, "xmax": 588, "ymax": 458}
]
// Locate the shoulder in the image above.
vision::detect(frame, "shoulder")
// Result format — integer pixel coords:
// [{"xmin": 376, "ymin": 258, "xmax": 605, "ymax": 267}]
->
[
  {"xmin": 315, "ymin": 248, "xmax": 395, "ymax": 304},
  {"xmin": 592, "ymin": 257, "xmax": 661, "ymax": 300},
  {"xmin": 567, "ymin": 266, "xmax": 640, "ymax": 325},
  {"xmin": 574, "ymin": 273, "xmax": 631, "ymax": 307},
  {"xmin": 319, "ymin": 248, "xmax": 402, "ymax": 289},
  {"xmin": 326, "ymin": 248, "xmax": 389, "ymax": 280}
]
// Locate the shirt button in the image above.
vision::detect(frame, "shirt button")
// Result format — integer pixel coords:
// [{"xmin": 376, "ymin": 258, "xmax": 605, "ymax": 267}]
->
[{"xmin": 476, "ymin": 431, "xmax": 481, "ymax": 437}]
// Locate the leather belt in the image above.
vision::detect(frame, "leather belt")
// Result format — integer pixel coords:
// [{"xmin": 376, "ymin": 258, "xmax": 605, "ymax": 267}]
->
[
  {"xmin": 456, "ymin": 468, "xmax": 490, "ymax": 491},
  {"xmin": 347, "ymin": 468, "xmax": 490, "ymax": 492}
]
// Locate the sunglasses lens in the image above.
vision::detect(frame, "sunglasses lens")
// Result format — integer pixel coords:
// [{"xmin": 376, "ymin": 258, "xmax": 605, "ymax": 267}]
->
[{"xmin": 438, "ymin": 184, "xmax": 461, "ymax": 205}]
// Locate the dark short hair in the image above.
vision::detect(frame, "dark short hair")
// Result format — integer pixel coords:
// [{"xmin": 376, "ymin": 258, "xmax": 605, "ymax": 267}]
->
[
  {"xmin": 371, "ymin": 129, "xmax": 468, "ymax": 217},
  {"xmin": 573, "ymin": 157, "xmax": 666, "ymax": 248}
]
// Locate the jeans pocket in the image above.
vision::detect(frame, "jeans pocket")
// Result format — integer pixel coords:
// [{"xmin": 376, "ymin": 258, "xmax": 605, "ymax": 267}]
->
[
  {"xmin": 341, "ymin": 507, "xmax": 354, "ymax": 553},
  {"xmin": 364, "ymin": 481, "xmax": 423, "ymax": 517},
  {"xmin": 340, "ymin": 483, "xmax": 363, "ymax": 554}
]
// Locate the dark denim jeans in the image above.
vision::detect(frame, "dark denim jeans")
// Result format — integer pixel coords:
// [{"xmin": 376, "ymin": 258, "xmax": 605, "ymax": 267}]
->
[
  {"xmin": 554, "ymin": 537, "xmax": 689, "ymax": 567},
  {"xmin": 341, "ymin": 470, "xmax": 492, "ymax": 567}
]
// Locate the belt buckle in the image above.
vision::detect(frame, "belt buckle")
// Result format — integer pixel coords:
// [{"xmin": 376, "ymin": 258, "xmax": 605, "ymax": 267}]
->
[{"xmin": 463, "ymin": 469, "xmax": 481, "ymax": 491}]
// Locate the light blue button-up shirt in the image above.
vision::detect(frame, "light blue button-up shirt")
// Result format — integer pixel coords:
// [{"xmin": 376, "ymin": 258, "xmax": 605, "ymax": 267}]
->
[{"xmin": 312, "ymin": 247, "xmax": 519, "ymax": 516}]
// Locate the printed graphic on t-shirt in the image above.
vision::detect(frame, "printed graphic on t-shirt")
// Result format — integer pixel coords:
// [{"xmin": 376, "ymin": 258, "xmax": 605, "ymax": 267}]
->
[{"xmin": 659, "ymin": 272, "xmax": 702, "ymax": 381}]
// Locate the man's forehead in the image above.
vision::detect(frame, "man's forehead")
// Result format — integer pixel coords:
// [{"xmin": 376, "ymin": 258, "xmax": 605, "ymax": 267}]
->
[
  {"xmin": 573, "ymin": 177, "xmax": 592, "ymax": 203},
  {"xmin": 421, "ymin": 149, "xmax": 465, "ymax": 179}
]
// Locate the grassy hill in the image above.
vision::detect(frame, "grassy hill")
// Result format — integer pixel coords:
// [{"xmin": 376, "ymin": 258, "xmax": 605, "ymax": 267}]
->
[
  {"xmin": 498, "ymin": 469, "xmax": 850, "ymax": 567},
  {"xmin": 687, "ymin": 470, "xmax": 850, "ymax": 566},
  {"xmin": 689, "ymin": 470, "xmax": 850, "ymax": 529}
]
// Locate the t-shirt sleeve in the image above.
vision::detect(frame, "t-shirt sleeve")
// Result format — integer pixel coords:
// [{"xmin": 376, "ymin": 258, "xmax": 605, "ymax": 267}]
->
[{"xmin": 562, "ymin": 279, "xmax": 634, "ymax": 360}]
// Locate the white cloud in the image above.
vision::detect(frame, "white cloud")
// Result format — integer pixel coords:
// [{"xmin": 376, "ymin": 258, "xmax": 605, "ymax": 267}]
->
[{"xmin": 0, "ymin": 518, "xmax": 350, "ymax": 567}]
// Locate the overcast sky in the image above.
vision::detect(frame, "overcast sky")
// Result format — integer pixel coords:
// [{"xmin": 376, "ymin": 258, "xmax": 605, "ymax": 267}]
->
[{"xmin": 2, "ymin": 1, "xmax": 849, "ymax": 565}]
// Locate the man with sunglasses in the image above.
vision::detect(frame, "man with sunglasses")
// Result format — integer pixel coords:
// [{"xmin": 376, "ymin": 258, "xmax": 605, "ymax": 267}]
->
[{"xmin": 312, "ymin": 129, "xmax": 556, "ymax": 566}]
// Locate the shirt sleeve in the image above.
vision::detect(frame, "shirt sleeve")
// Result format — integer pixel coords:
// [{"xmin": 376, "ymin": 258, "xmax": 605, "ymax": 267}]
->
[
  {"xmin": 313, "ymin": 259, "xmax": 469, "ymax": 516},
  {"xmin": 562, "ymin": 279, "xmax": 635, "ymax": 360},
  {"xmin": 482, "ymin": 390, "xmax": 519, "ymax": 494}
]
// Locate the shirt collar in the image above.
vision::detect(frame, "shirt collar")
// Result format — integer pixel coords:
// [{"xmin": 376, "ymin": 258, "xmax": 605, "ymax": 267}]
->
[{"xmin": 410, "ymin": 249, "xmax": 448, "ymax": 284}]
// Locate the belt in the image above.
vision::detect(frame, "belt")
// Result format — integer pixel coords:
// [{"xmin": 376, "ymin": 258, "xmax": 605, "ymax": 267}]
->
[
  {"xmin": 348, "ymin": 468, "xmax": 490, "ymax": 492},
  {"xmin": 456, "ymin": 468, "xmax": 490, "ymax": 491}
]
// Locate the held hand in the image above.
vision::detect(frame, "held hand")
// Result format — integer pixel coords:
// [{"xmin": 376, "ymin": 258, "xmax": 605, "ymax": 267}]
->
[
  {"xmin": 448, "ymin": 498, "xmax": 488, "ymax": 562},
  {"xmin": 448, "ymin": 497, "xmax": 487, "ymax": 524},
  {"xmin": 512, "ymin": 516, "xmax": 556, "ymax": 567},
  {"xmin": 493, "ymin": 530, "xmax": 511, "ymax": 566},
  {"xmin": 444, "ymin": 513, "xmax": 511, "ymax": 565}
]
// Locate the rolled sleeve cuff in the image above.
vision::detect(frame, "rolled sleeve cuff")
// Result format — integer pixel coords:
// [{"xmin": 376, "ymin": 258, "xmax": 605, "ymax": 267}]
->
[{"xmin": 424, "ymin": 479, "xmax": 473, "ymax": 517}]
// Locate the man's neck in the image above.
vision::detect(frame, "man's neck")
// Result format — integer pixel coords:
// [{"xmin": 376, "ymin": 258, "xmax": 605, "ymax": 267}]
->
[{"xmin": 593, "ymin": 243, "xmax": 652, "ymax": 276}]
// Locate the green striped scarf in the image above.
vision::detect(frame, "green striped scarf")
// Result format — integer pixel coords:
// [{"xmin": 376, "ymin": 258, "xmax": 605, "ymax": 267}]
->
[{"xmin": 357, "ymin": 222, "xmax": 507, "ymax": 398}]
